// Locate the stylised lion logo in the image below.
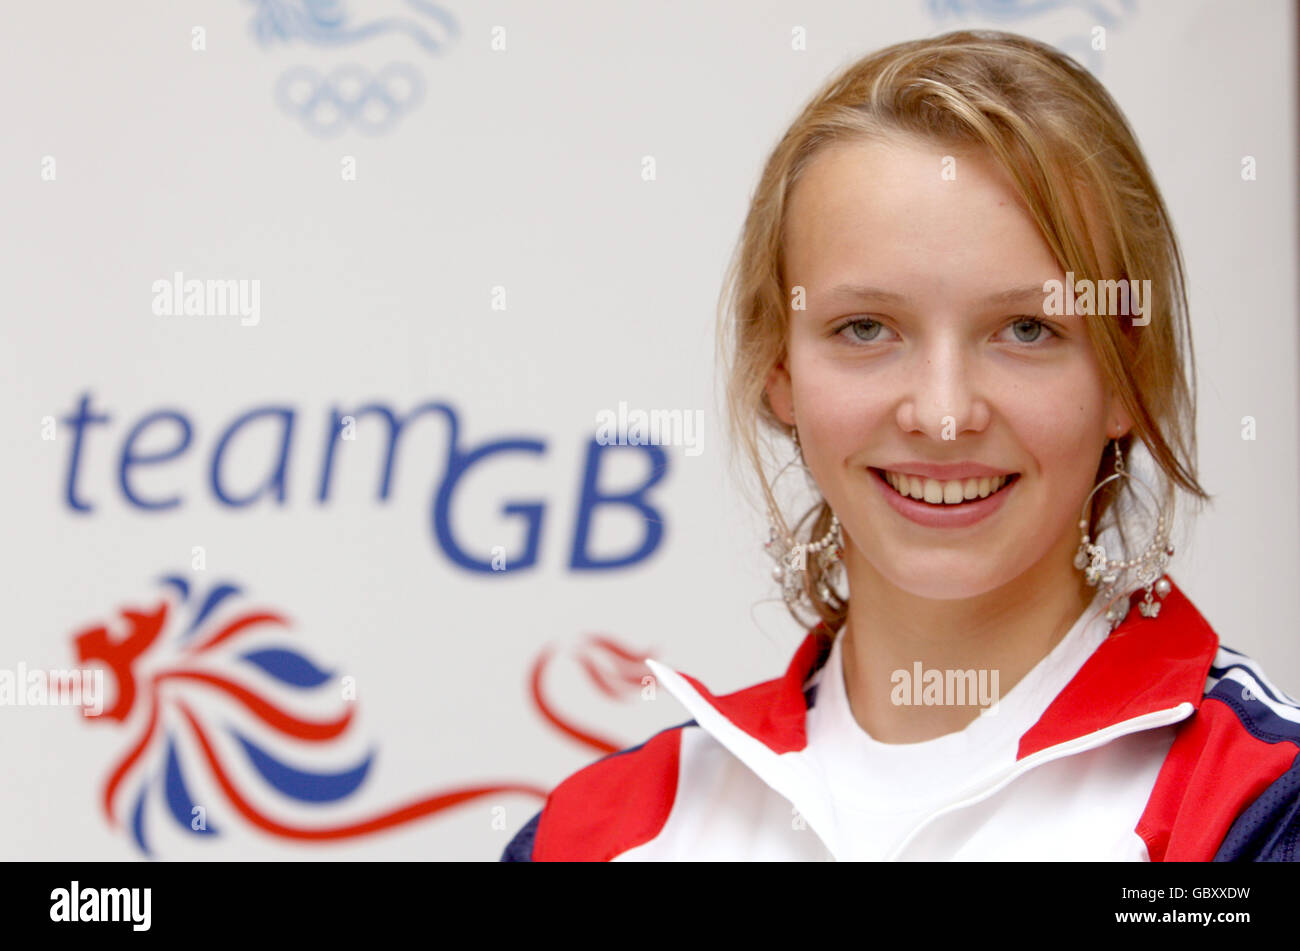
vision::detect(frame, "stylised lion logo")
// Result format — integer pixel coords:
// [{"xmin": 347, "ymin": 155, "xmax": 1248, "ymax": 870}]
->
[{"xmin": 73, "ymin": 574, "xmax": 653, "ymax": 856}]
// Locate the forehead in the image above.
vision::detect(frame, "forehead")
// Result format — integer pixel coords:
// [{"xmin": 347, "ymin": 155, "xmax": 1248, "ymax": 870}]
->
[{"xmin": 783, "ymin": 136, "xmax": 1063, "ymax": 303}]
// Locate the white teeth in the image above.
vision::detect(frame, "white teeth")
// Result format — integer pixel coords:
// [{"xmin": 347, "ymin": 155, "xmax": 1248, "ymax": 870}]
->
[{"xmin": 882, "ymin": 470, "xmax": 1011, "ymax": 505}]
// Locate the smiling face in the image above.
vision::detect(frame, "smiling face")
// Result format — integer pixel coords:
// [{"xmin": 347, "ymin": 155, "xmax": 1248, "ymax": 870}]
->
[{"xmin": 767, "ymin": 134, "xmax": 1132, "ymax": 601}]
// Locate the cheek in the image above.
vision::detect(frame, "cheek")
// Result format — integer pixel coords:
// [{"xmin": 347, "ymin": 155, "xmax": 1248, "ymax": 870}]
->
[
  {"xmin": 1006, "ymin": 369, "xmax": 1109, "ymax": 483},
  {"xmin": 790, "ymin": 360, "xmax": 888, "ymax": 458}
]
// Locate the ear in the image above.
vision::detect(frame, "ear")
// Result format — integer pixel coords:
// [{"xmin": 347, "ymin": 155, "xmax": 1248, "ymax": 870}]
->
[{"xmin": 765, "ymin": 362, "xmax": 795, "ymax": 427}]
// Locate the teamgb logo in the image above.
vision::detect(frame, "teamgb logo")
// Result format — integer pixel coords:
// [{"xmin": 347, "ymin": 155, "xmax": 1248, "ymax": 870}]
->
[
  {"xmin": 72, "ymin": 574, "xmax": 654, "ymax": 857},
  {"xmin": 247, "ymin": 0, "xmax": 460, "ymax": 136},
  {"xmin": 74, "ymin": 574, "xmax": 545, "ymax": 856}
]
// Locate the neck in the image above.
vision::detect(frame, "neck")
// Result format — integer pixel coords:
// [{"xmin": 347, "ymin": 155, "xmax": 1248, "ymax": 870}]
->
[{"xmin": 839, "ymin": 530, "xmax": 1095, "ymax": 744}]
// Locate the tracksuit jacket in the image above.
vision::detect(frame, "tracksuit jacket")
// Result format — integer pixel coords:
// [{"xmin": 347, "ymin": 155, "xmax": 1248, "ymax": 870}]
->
[{"xmin": 502, "ymin": 577, "xmax": 1300, "ymax": 861}]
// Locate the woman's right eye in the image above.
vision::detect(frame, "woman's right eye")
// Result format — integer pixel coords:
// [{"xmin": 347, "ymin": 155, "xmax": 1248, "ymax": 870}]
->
[{"xmin": 834, "ymin": 317, "xmax": 890, "ymax": 344}]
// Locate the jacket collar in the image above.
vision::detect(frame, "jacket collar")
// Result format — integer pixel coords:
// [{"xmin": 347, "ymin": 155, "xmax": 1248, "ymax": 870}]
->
[{"xmin": 646, "ymin": 576, "xmax": 1218, "ymax": 761}]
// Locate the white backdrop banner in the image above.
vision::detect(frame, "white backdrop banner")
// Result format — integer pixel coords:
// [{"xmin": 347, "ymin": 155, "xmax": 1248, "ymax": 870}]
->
[{"xmin": 3, "ymin": 0, "xmax": 1296, "ymax": 860}]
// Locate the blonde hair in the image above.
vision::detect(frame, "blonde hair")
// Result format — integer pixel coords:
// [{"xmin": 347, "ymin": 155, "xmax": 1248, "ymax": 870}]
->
[{"xmin": 716, "ymin": 30, "xmax": 1210, "ymax": 633}]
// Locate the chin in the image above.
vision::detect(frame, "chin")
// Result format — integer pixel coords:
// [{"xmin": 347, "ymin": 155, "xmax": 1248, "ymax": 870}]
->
[{"xmin": 862, "ymin": 546, "xmax": 1022, "ymax": 601}]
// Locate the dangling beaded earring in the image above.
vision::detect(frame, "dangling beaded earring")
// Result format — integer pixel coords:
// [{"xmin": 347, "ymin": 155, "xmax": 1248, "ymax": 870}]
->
[
  {"xmin": 764, "ymin": 425, "xmax": 844, "ymax": 611},
  {"xmin": 1073, "ymin": 438, "xmax": 1175, "ymax": 630}
]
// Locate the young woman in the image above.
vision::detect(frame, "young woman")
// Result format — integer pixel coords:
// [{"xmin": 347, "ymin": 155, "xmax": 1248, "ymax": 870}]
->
[{"xmin": 503, "ymin": 30, "xmax": 1300, "ymax": 861}]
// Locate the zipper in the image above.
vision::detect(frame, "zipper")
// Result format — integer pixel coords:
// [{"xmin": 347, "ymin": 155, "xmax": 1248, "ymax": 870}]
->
[{"xmin": 883, "ymin": 702, "xmax": 1196, "ymax": 860}]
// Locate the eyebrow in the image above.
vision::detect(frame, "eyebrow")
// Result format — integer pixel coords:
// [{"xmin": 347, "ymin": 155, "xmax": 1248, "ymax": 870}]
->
[{"xmin": 827, "ymin": 283, "xmax": 1048, "ymax": 306}]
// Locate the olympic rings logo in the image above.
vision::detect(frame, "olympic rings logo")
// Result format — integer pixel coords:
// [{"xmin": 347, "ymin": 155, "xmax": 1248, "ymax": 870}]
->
[{"xmin": 275, "ymin": 63, "xmax": 424, "ymax": 136}]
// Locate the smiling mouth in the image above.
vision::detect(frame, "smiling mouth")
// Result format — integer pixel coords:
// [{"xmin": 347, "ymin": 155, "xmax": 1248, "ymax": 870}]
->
[{"xmin": 870, "ymin": 467, "xmax": 1021, "ymax": 506}]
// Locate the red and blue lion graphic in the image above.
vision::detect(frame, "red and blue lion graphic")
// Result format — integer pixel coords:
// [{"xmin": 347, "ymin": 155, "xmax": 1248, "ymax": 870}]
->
[{"xmin": 72, "ymin": 575, "xmax": 652, "ymax": 856}]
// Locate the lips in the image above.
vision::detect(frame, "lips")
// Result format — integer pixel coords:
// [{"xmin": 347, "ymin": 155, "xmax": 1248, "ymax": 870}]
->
[{"xmin": 868, "ymin": 466, "xmax": 1020, "ymax": 529}]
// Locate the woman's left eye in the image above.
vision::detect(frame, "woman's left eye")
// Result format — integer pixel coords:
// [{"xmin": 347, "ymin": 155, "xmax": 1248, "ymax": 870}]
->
[{"xmin": 999, "ymin": 316, "xmax": 1058, "ymax": 344}]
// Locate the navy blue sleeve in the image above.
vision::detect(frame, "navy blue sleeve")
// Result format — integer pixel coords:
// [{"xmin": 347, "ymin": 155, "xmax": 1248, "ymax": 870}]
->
[
  {"xmin": 500, "ymin": 808, "xmax": 543, "ymax": 862},
  {"xmin": 1214, "ymin": 754, "xmax": 1300, "ymax": 861}
]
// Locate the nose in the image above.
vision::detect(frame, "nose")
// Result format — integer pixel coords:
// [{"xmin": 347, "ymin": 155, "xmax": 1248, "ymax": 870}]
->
[{"xmin": 895, "ymin": 337, "xmax": 991, "ymax": 440}]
